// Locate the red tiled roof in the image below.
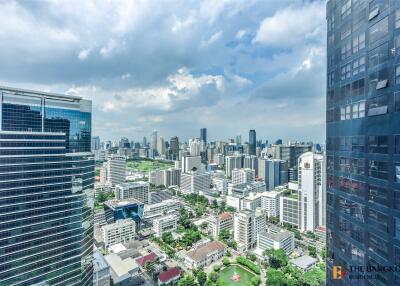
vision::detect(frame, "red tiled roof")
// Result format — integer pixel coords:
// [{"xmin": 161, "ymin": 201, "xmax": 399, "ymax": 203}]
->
[
  {"xmin": 136, "ymin": 252, "xmax": 157, "ymax": 266},
  {"xmin": 158, "ymin": 267, "xmax": 181, "ymax": 282},
  {"xmin": 219, "ymin": 212, "xmax": 232, "ymax": 221}
]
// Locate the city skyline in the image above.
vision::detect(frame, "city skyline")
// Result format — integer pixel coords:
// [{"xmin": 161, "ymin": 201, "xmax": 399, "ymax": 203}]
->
[{"xmin": 0, "ymin": 0, "xmax": 326, "ymax": 142}]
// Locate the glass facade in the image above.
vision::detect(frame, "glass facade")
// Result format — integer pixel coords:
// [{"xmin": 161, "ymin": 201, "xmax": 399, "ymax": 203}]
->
[
  {"xmin": 249, "ymin": 129, "xmax": 256, "ymax": 156},
  {"xmin": 326, "ymin": 1, "xmax": 400, "ymax": 285},
  {"xmin": 0, "ymin": 87, "xmax": 94, "ymax": 286}
]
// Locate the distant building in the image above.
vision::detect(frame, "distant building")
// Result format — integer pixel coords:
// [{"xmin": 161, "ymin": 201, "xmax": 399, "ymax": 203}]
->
[
  {"xmin": 225, "ymin": 154, "xmax": 243, "ymax": 177},
  {"xmin": 243, "ymin": 155, "xmax": 258, "ymax": 176},
  {"xmin": 153, "ymin": 214, "xmax": 178, "ymax": 237},
  {"xmin": 258, "ymin": 159, "xmax": 288, "ymax": 191},
  {"xmin": 249, "ymin": 129, "xmax": 256, "ymax": 156},
  {"xmin": 181, "ymin": 155, "xmax": 202, "ymax": 173},
  {"xmin": 115, "ymin": 182, "xmax": 149, "ymax": 203},
  {"xmin": 102, "ymin": 219, "xmax": 136, "ymax": 249},
  {"xmin": 212, "ymin": 177, "xmax": 228, "ymax": 194},
  {"xmin": 234, "ymin": 208, "xmax": 267, "ymax": 252},
  {"xmin": 144, "ymin": 199, "xmax": 180, "ymax": 221},
  {"xmin": 104, "ymin": 199, "xmax": 144, "ymax": 228},
  {"xmin": 107, "ymin": 155, "xmax": 126, "ymax": 186},
  {"xmin": 280, "ymin": 191, "xmax": 301, "ymax": 229},
  {"xmin": 200, "ymin": 128, "xmax": 207, "ymax": 144},
  {"xmin": 180, "ymin": 171, "xmax": 211, "ymax": 194},
  {"xmin": 148, "ymin": 189, "xmax": 174, "ymax": 204},
  {"xmin": 207, "ymin": 212, "xmax": 234, "ymax": 238},
  {"xmin": 255, "ymin": 227, "xmax": 294, "ymax": 255},
  {"xmin": 184, "ymin": 241, "xmax": 227, "ymax": 269},
  {"xmin": 232, "ymin": 168, "xmax": 255, "ymax": 185}
]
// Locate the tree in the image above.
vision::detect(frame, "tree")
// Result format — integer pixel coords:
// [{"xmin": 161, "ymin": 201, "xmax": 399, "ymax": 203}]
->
[
  {"xmin": 293, "ymin": 229, "xmax": 302, "ymax": 240},
  {"xmin": 197, "ymin": 271, "xmax": 207, "ymax": 286},
  {"xmin": 222, "ymin": 257, "xmax": 230, "ymax": 266},
  {"xmin": 218, "ymin": 229, "xmax": 230, "ymax": 241},
  {"xmin": 161, "ymin": 232, "xmax": 174, "ymax": 245},
  {"xmin": 219, "ymin": 201, "xmax": 226, "ymax": 212},
  {"xmin": 264, "ymin": 249, "xmax": 288, "ymax": 269},
  {"xmin": 213, "ymin": 264, "xmax": 221, "ymax": 272},
  {"xmin": 200, "ymin": 221, "xmax": 208, "ymax": 230},
  {"xmin": 266, "ymin": 268, "xmax": 287, "ymax": 286},
  {"xmin": 204, "ymin": 280, "xmax": 214, "ymax": 286},
  {"xmin": 248, "ymin": 253, "xmax": 257, "ymax": 262},
  {"xmin": 211, "ymin": 199, "xmax": 218, "ymax": 209},
  {"xmin": 178, "ymin": 275, "xmax": 196, "ymax": 286},
  {"xmin": 308, "ymin": 245, "xmax": 317, "ymax": 258},
  {"xmin": 320, "ymin": 248, "xmax": 326, "ymax": 259},
  {"xmin": 208, "ymin": 271, "xmax": 219, "ymax": 283},
  {"xmin": 227, "ymin": 240, "xmax": 237, "ymax": 250},
  {"xmin": 250, "ymin": 276, "xmax": 261, "ymax": 286},
  {"xmin": 268, "ymin": 216, "xmax": 279, "ymax": 224}
]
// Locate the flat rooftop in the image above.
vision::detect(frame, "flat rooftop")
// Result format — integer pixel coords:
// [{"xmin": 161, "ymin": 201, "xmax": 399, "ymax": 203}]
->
[{"xmin": 0, "ymin": 86, "xmax": 82, "ymax": 101}]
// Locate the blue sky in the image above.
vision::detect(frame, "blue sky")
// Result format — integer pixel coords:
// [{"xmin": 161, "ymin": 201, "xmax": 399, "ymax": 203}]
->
[{"xmin": 0, "ymin": 0, "xmax": 326, "ymax": 143}]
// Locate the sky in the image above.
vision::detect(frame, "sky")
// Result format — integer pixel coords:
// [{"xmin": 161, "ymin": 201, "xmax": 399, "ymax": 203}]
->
[{"xmin": 0, "ymin": 0, "xmax": 326, "ymax": 143}]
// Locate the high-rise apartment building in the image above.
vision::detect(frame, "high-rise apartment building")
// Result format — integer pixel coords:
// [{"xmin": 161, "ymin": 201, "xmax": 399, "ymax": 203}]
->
[
  {"xmin": 200, "ymin": 128, "xmax": 207, "ymax": 144},
  {"xmin": 114, "ymin": 182, "xmax": 149, "ymax": 204},
  {"xmin": 249, "ymin": 129, "xmax": 256, "ymax": 156},
  {"xmin": 258, "ymin": 159, "xmax": 288, "ymax": 191},
  {"xmin": 225, "ymin": 154, "xmax": 243, "ymax": 177},
  {"xmin": 169, "ymin": 136, "xmax": 179, "ymax": 160},
  {"xmin": 234, "ymin": 208, "xmax": 267, "ymax": 252},
  {"xmin": 106, "ymin": 155, "xmax": 126, "ymax": 186},
  {"xmin": 231, "ymin": 168, "xmax": 255, "ymax": 185},
  {"xmin": 0, "ymin": 87, "xmax": 94, "ymax": 285},
  {"xmin": 326, "ymin": 1, "xmax": 400, "ymax": 284}
]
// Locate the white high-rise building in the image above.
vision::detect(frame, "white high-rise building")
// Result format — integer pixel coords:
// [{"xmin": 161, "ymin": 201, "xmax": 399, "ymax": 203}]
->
[
  {"xmin": 189, "ymin": 138, "xmax": 202, "ymax": 156},
  {"xmin": 232, "ymin": 168, "xmax": 255, "ymax": 185},
  {"xmin": 298, "ymin": 152, "xmax": 324, "ymax": 232},
  {"xmin": 181, "ymin": 155, "xmax": 202, "ymax": 173},
  {"xmin": 280, "ymin": 191, "xmax": 301, "ymax": 229},
  {"xmin": 158, "ymin": 136, "xmax": 165, "ymax": 156},
  {"xmin": 260, "ymin": 191, "xmax": 281, "ymax": 218},
  {"xmin": 107, "ymin": 155, "xmax": 126, "ymax": 186},
  {"xmin": 212, "ymin": 177, "xmax": 228, "ymax": 194},
  {"xmin": 180, "ymin": 171, "xmax": 211, "ymax": 194},
  {"xmin": 114, "ymin": 182, "xmax": 149, "ymax": 204},
  {"xmin": 225, "ymin": 154, "xmax": 243, "ymax": 177},
  {"xmin": 234, "ymin": 208, "xmax": 267, "ymax": 252},
  {"xmin": 243, "ymin": 155, "xmax": 258, "ymax": 175}
]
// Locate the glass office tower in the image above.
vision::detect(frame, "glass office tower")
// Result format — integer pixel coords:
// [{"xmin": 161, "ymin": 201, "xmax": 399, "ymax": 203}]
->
[
  {"xmin": 326, "ymin": 1, "xmax": 400, "ymax": 285},
  {"xmin": 0, "ymin": 87, "xmax": 94, "ymax": 286},
  {"xmin": 249, "ymin": 129, "xmax": 256, "ymax": 156}
]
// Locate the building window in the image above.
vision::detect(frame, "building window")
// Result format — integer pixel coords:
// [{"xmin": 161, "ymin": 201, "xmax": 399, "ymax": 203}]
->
[
  {"xmin": 369, "ymin": 160, "xmax": 388, "ymax": 180},
  {"xmin": 341, "ymin": 63, "xmax": 352, "ymax": 80},
  {"xmin": 352, "ymin": 101, "xmax": 365, "ymax": 119},
  {"xmin": 396, "ymin": 65, "xmax": 400, "ymax": 85},
  {"xmin": 369, "ymin": 16, "xmax": 388, "ymax": 44},
  {"xmin": 395, "ymin": 135, "xmax": 400, "ymax": 153},
  {"xmin": 368, "ymin": 95, "xmax": 388, "ymax": 116},
  {"xmin": 368, "ymin": 209, "xmax": 389, "ymax": 233},
  {"xmin": 341, "ymin": 23, "xmax": 352, "ymax": 40},
  {"xmin": 352, "ymin": 56, "xmax": 365, "ymax": 76},
  {"xmin": 368, "ymin": 135, "xmax": 388, "ymax": 153},
  {"xmin": 396, "ymin": 10, "xmax": 400, "ymax": 29},
  {"xmin": 368, "ymin": 185, "xmax": 388, "ymax": 206},
  {"xmin": 369, "ymin": 42, "xmax": 388, "ymax": 69},
  {"xmin": 341, "ymin": 0, "xmax": 352, "ymax": 18},
  {"xmin": 396, "ymin": 218, "xmax": 400, "ymax": 239},
  {"xmin": 353, "ymin": 32, "xmax": 365, "ymax": 53},
  {"xmin": 339, "ymin": 157, "xmax": 351, "ymax": 173},
  {"xmin": 352, "ymin": 78, "xmax": 365, "ymax": 97},
  {"xmin": 396, "ymin": 163, "xmax": 400, "ymax": 183},
  {"xmin": 339, "ymin": 197, "xmax": 365, "ymax": 222},
  {"xmin": 395, "ymin": 92, "xmax": 400, "ymax": 112},
  {"xmin": 369, "ymin": 233, "xmax": 388, "ymax": 257},
  {"xmin": 341, "ymin": 41, "xmax": 352, "ymax": 60},
  {"xmin": 351, "ymin": 158, "xmax": 365, "ymax": 175},
  {"xmin": 352, "ymin": 135, "xmax": 365, "ymax": 152}
]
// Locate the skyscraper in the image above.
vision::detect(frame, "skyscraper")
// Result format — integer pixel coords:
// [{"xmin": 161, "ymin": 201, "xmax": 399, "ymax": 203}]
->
[
  {"xmin": 169, "ymin": 136, "xmax": 179, "ymax": 160},
  {"xmin": 200, "ymin": 127, "xmax": 207, "ymax": 144},
  {"xmin": 150, "ymin": 130, "xmax": 158, "ymax": 157},
  {"xmin": 0, "ymin": 87, "xmax": 94, "ymax": 285},
  {"xmin": 249, "ymin": 129, "xmax": 256, "ymax": 156},
  {"xmin": 326, "ymin": 1, "xmax": 400, "ymax": 285}
]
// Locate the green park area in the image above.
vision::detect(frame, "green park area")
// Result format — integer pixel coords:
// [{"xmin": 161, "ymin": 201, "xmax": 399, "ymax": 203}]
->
[
  {"xmin": 126, "ymin": 159, "xmax": 173, "ymax": 172},
  {"xmin": 218, "ymin": 265, "xmax": 256, "ymax": 286}
]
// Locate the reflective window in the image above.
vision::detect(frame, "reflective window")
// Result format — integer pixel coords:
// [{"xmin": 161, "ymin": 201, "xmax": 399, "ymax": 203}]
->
[
  {"xmin": 368, "ymin": 160, "xmax": 388, "ymax": 180},
  {"xmin": 369, "ymin": 16, "xmax": 388, "ymax": 44}
]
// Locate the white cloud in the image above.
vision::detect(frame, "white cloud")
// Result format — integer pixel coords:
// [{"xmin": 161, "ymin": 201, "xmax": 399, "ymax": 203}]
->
[
  {"xmin": 201, "ymin": 31, "xmax": 223, "ymax": 47},
  {"xmin": 121, "ymin": 73, "xmax": 131, "ymax": 80},
  {"xmin": 253, "ymin": 2, "xmax": 325, "ymax": 47},
  {"xmin": 78, "ymin": 48, "xmax": 91, "ymax": 60},
  {"xmin": 236, "ymin": 29, "xmax": 246, "ymax": 39}
]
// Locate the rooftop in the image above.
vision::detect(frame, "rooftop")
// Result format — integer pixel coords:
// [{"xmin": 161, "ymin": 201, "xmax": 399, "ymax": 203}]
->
[
  {"xmin": 258, "ymin": 229, "xmax": 293, "ymax": 242},
  {"xmin": 0, "ymin": 86, "xmax": 82, "ymax": 101},
  {"xmin": 290, "ymin": 255, "xmax": 317, "ymax": 270},
  {"xmin": 93, "ymin": 250, "xmax": 109, "ymax": 272},
  {"xmin": 135, "ymin": 252, "xmax": 157, "ymax": 267},
  {"xmin": 158, "ymin": 267, "xmax": 181, "ymax": 283},
  {"xmin": 105, "ymin": 198, "xmax": 143, "ymax": 208},
  {"xmin": 219, "ymin": 212, "xmax": 232, "ymax": 220},
  {"xmin": 104, "ymin": 253, "xmax": 138, "ymax": 278},
  {"xmin": 116, "ymin": 181, "xmax": 149, "ymax": 189},
  {"xmin": 283, "ymin": 191, "xmax": 299, "ymax": 200},
  {"xmin": 186, "ymin": 241, "xmax": 226, "ymax": 262}
]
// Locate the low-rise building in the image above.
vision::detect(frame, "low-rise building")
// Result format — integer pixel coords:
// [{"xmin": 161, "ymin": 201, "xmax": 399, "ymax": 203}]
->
[
  {"xmin": 153, "ymin": 214, "xmax": 178, "ymax": 237},
  {"xmin": 280, "ymin": 191, "xmax": 301, "ymax": 229},
  {"xmin": 93, "ymin": 250, "xmax": 111, "ymax": 286},
  {"xmin": 144, "ymin": 199, "xmax": 180, "ymax": 221},
  {"xmin": 115, "ymin": 181, "xmax": 149, "ymax": 203},
  {"xmin": 104, "ymin": 253, "xmax": 139, "ymax": 284},
  {"xmin": 207, "ymin": 212, "xmax": 234, "ymax": 238},
  {"xmin": 157, "ymin": 267, "xmax": 181, "ymax": 286},
  {"xmin": 290, "ymin": 255, "xmax": 318, "ymax": 272},
  {"xmin": 256, "ymin": 227, "xmax": 294, "ymax": 255},
  {"xmin": 102, "ymin": 219, "xmax": 136, "ymax": 249},
  {"xmin": 184, "ymin": 241, "xmax": 227, "ymax": 269}
]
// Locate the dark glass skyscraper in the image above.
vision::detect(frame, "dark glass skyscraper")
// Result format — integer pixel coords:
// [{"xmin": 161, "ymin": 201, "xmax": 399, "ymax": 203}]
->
[
  {"xmin": 249, "ymin": 129, "xmax": 256, "ymax": 156},
  {"xmin": 0, "ymin": 87, "xmax": 94, "ymax": 286},
  {"xmin": 326, "ymin": 1, "xmax": 400, "ymax": 285},
  {"xmin": 200, "ymin": 128, "xmax": 207, "ymax": 144}
]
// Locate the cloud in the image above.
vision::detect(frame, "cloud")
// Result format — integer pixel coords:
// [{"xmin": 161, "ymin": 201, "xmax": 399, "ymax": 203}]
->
[
  {"xmin": 253, "ymin": 1, "xmax": 325, "ymax": 47},
  {"xmin": 0, "ymin": 0, "xmax": 326, "ymax": 143}
]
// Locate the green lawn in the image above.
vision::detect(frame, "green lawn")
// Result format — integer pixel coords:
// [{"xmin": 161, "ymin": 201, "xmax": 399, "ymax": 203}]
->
[{"xmin": 126, "ymin": 159, "xmax": 173, "ymax": 172}]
